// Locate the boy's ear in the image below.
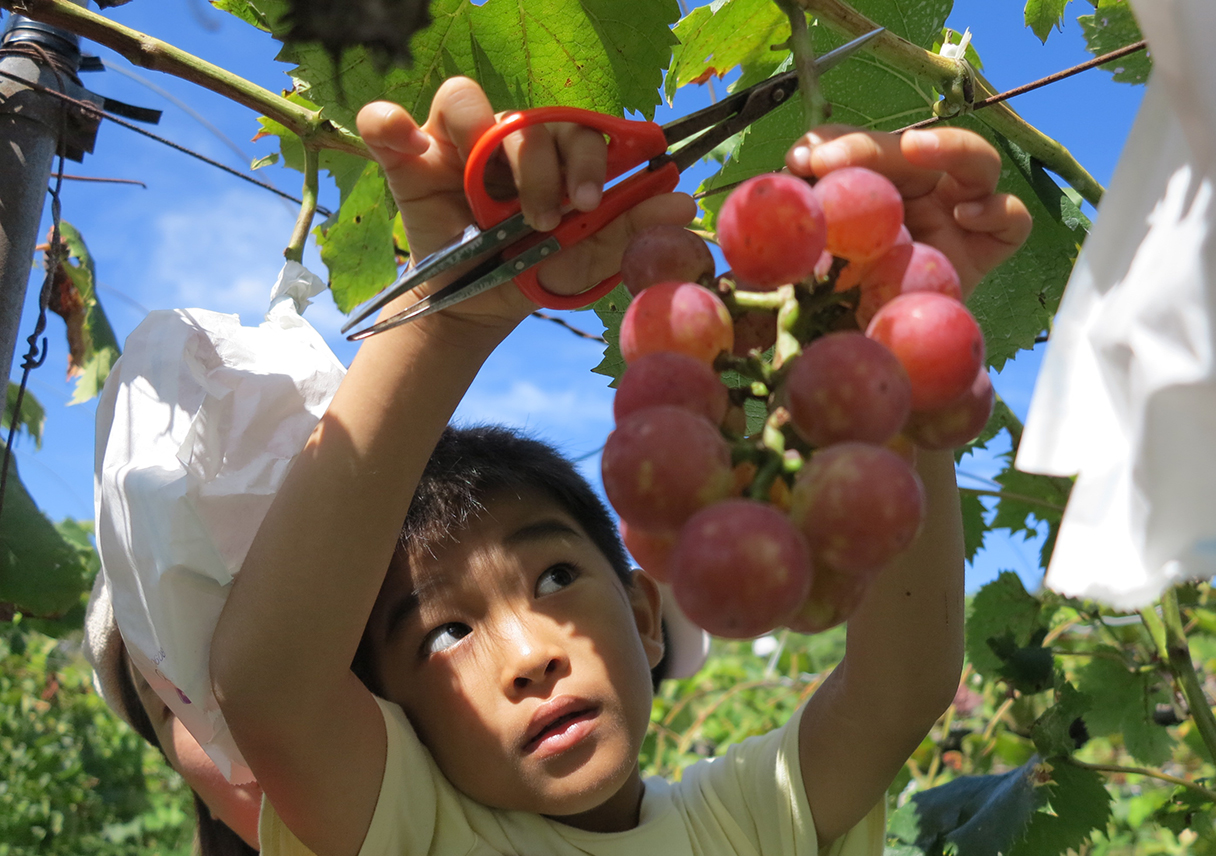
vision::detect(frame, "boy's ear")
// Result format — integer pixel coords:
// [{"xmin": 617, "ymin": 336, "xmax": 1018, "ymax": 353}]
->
[{"xmin": 627, "ymin": 568, "xmax": 665, "ymax": 669}]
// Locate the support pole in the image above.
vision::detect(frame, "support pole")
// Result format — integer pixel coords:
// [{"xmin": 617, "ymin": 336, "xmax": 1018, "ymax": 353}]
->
[{"xmin": 0, "ymin": 12, "xmax": 95, "ymax": 409}]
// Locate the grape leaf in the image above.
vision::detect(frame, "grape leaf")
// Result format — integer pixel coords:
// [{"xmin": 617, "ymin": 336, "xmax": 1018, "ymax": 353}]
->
[
  {"xmin": 886, "ymin": 756, "xmax": 1049, "ymax": 856},
  {"xmin": 283, "ymin": 0, "xmax": 678, "ymax": 134},
  {"xmin": 591, "ymin": 283, "xmax": 631, "ymax": 388},
  {"xmin": 0, "ymin": 450, "xmax": 92, "ymax": 620},
  {"xmin": 317, "ymin": 160, "xmax": 400, "ymax": 312},
  {"xmin": 3, "ymin": 385, "xmax": 44, "ymax": 449},
  {"xmin": 961, "ymin": 490, "xmax": 986, "ymax": 563},
  {"xmin": 664, "ymin": 0, "xmax": 789, "ymax": 103},
  {"xmin": 989, "ymin": 456, "xmax": 1071, "ymax": 568},
  {"xmin": 49, "ymin": 222, "xmax": 121, "ymax": 405},
  {"xmin": 1008, "ymin": 762, "xmax": 1112, "ymax": 856},
  {"xmin": 1030, "ymin": 680, "xmax": 1089, "ymax": 758},
  {"xmin": 966, "ymin": 571, "xmax": 1055, "ymax": 684},
  {"xmin": 1074, "ymin": 645, "xmax": 1173, "ymax": 766},
  {"xmin": 1078, "ymin": 2, "xmax": 1150, "ymax": 85},
  {"xmin": 1024, "ymin": 0, "xmax": 1072, "ymax": 44}
]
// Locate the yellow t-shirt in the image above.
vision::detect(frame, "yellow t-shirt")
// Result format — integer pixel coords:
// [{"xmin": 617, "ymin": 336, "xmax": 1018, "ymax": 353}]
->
[{"xmin": 260, "ymin": 696, "xmax": 885, "ymax": 856}]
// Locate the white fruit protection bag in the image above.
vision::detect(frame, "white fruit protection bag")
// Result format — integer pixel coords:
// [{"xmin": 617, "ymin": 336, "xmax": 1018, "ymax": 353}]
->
[
  {"xmin": 93, "ymin": 262, "xmax": 346, "ymax": 783},
  {"xmin": 1016, "ymin": 0, "xmax": 1216, "ymax": 608}
]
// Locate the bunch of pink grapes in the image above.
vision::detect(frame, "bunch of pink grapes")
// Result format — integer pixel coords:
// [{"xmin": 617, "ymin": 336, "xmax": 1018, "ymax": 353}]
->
[{"xmin": 602, "ymin": 168, "xmax": 994, "ymax": 640}]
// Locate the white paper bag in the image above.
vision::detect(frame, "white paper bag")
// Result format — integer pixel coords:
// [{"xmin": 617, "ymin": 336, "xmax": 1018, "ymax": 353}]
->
[
  {"xmin": 94, "ymin": 262, "xmax": 346, "ymax": 782},
  {"xmin": 1016, "ymin": 0, "xmax": 1216, "ymax": 609}
]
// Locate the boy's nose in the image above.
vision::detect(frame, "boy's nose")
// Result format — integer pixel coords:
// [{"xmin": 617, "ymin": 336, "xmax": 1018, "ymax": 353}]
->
[{"xmin": 502, "ymin": 622, "xmax": 567, "ymax": 693}]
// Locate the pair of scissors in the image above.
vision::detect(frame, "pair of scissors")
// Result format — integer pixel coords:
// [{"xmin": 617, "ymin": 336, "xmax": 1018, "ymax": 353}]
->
[{"xmin": 342, "ymin": 28, "xmax": 885, "ymax": 341}]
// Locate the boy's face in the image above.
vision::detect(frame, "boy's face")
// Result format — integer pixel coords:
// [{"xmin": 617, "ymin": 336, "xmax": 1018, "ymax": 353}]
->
[{"xmin": 367, "ymin": 489, "xmax": 665, "ymax": 828}]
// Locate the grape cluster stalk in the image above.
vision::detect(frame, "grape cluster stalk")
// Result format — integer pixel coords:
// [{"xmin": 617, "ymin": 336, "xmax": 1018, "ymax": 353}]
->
[{"xmin": 602, "ymin": 168, "xmax": 994, "ymax": 640}]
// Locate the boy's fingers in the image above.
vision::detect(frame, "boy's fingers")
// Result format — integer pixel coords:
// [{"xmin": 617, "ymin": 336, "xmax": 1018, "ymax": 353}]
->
[
  {"xmin": 501, "ymin": 124, "xmax": 564, "ymax": 232},
  {"xmin": 900, "ymin": 128, "xmax": 1002, "ymax": 203},
  {"xmin": 428, "ymin": 77, "xmax": 498, "ymax": 159},
  {"xmin": 552, "ymin": 123, "xmax": 607, "ymax": 212},
  {"xmin": 357, "ymin": 101, "xmax": 431, "ymax": 167},
  {"xmin": 789, "ymin": 125, "xmax": 943, "ymax": 198},
  {"xmin": 954, "ymin": 193, "xmax": 1033, "ymax": 248}
]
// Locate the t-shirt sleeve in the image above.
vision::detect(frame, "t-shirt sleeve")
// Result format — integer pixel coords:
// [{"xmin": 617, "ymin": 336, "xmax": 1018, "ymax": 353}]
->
[
  {"xmin": 677, "ymin": 704, "xmax": 886, "ymax": 856},
  {"xmin": 258, "ymin": 695, "xmax": 477, "ymax": 856}
]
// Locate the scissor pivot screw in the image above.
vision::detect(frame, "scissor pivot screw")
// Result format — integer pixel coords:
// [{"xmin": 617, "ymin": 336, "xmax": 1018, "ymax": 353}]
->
[
  {"xmin": 541, "ymin": 247, "xmax": 551, "ymax": 256},
  {"xmin": 774, "ymin": 90, "xmax": 786, "ymax": 102},
  {"xmin": 515, "ymin": 260, "xmax": 526, "ymax": 270},
  {"xmin": 497, "ymin": 229, "xmax": 507, "ymax": 239}
]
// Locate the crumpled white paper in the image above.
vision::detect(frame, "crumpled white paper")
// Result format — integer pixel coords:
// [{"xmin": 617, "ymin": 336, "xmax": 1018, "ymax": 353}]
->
[
  {"xmin": 1016, "ymin": 0, "xmax": 1216, "ymax": 609},
  {"xmin": 94, "ymin": 261, "xmax": 346, "ymax": 783}
]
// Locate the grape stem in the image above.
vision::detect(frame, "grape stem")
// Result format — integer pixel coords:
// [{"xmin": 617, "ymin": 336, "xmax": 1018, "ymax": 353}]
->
[
  {"xmin": 1160, "ymin": 588, "xmax": 1216, "ymax": 766},
  {"xmin": 731, "ymin": 289, "xmax": 787, "ymax": 312},
  {"xmin": 773, "ymin": 285, "xmax": 802, "ymax": 369},
  {"xmin": 774, "ymin": 0, "xmax": 827, "ymax": 130},
  {"xmin": 284, "ymin": 147, "xmax": 320, "ymax": 263}
]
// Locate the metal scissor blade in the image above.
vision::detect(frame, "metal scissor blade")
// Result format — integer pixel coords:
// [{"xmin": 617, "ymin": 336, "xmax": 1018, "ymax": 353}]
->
[
  {"xmin": 340, "ymin": 211, "xmax": 535, "ymax": 335},
  {"xmin": 661, "ymin": 27, "xmax": 885, "ymax": 153},
  {"xmin": 345, "ymin": 234, "xmax": 564, "ymax": 340}
]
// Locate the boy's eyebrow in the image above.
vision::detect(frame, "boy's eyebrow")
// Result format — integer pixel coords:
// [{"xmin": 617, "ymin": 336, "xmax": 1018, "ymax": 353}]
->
[{"xmin": 504, "ymin": 519, "xmax": 583, "ymax": 546}]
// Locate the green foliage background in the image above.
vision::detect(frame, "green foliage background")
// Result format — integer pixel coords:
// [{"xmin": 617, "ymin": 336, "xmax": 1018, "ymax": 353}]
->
[{"xmin": 4, "ymin": 0, "xmax": 1204, "ymax": 854}]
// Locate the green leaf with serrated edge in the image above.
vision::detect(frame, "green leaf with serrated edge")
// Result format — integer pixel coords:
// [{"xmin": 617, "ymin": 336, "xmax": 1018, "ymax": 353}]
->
[
  {"xmin": 57, "ymin": 222, "xmax": 121, "ymax": 404},
  {"xmin": 665, "ymin": 0, "xmax": 789, "ymax": 103},
  {"xmin": 1007, "ymin": 762, "xmax": 1112, "ymax": 856},
  {"xmin": 966, "ymin": 571, "xmax": 1054, "ymax": 683},
  {"xmin": 1031, "ymin": 681, "xmax": 1089, "ymax": 758},
  {"xmin": 591, "ymin": 283, "xmax": 631, "ymax": 388},
  {"xmin": 989, "ymin": 460, "xmax": 1071, "ymax": 570},
  {"xmin": 993, "ymin": 133, "xmax": 1091, "ymax": 236},
  {"xmin": 887, "ymin": 757, "xmax": 1048, "ymax": 855},
  {"xmin": 960, "ymin": 491, "xmax": 985, "ymax": 562},
  {"xmin": 0, "ymin": 450, "xmax": 91, "ymax": 619},
  {"xmin": 1079, "ymin": 3, "xmax": 1150, "ymax": 85},
  {"xmin": 318, "ymin": 160, "xmax": 399, "ymax": 312},
  {"xmin": 1025, "ymin": 0, "xmax": 1072, "ymax": 43},
  {"xmin": 1074, "ymin": 644, "xmax": 1172, "ymax": 766},
  {"xmin": 4, "ymin": 384, "xmax": 44, "ymax": 449},
  {"xmin": 282, "ymin": 0, "xmax": 677, "ymax": 138}
]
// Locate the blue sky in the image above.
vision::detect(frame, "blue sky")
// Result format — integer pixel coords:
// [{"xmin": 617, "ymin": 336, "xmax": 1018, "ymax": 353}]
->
[{"xmin": 5, "ymin": 0, "xmax": 1144, "ymax": 593}]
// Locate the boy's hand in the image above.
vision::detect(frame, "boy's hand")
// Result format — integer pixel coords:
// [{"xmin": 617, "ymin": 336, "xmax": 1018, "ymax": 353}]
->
[
  {"xmin": 785, "ymin": 126, "xmax": 1033, "ymax": 298},
  {"xmin": 357, "ymin": 78, "xmax": 696, "ymax": 327}
]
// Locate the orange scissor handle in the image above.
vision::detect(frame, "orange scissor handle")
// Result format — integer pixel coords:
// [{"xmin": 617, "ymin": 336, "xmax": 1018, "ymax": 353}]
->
[{"xmin": 464, "ymin": 106, "xmax": 678, "ymax": 310}]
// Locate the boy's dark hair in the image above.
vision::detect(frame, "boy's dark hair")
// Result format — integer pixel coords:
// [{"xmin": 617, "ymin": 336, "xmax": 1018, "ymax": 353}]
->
[
  {"xmin": 115, "ymin": 647, "xmax": 257, "ymax": 856},
  {"xmin": 351, "ymin": 425, "xmax": 669, "ymax": 692}
]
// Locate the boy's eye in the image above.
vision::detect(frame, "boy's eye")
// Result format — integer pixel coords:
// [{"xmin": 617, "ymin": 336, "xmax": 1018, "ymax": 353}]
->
[
  {"xmin": 422, "ymin": 623, "xmax": 470, "ymax": 655},
  {"xmin": 536, "ymin": 563, "xmax": 579, "ymax": 596}
]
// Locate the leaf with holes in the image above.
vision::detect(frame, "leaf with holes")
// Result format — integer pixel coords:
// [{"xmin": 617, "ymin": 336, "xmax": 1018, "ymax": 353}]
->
[
  {"xmin": 1008, "ymin": 762, "xmax": 1113, "ymax": 856},
  {"xmin": 1079, "ymin": 2, "xmax": 1150, "ymax": 85},
  {"xmin": 318, "ymin": 160, "xmax": 400, "ymax": 313}
]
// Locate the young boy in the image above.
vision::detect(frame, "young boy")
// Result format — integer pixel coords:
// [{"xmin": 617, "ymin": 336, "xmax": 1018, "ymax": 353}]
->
[{"xmin": 209, "ymin": 77, "xmax": 1032, "ymax": 856}]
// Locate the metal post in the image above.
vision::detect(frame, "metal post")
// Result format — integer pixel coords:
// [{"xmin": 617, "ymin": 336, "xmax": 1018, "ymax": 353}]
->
[{"xmin": 0, "ymin": 12, "xmax": 98, "ymax": 405}]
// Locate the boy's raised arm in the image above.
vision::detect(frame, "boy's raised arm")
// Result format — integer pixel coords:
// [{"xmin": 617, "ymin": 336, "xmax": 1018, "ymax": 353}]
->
[
  {"xmin": 787, "ymin": 127, "xmax": 1033, "ymax": 848},
  {"xmin": 208, "ymin": 78, "xmax": 694, "ymax": 856}
]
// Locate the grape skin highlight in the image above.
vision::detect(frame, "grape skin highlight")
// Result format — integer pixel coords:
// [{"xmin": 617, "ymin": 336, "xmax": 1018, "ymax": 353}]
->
[
  {"xmin": 619, "ymin": 281, "xmax": 734, "ymax": 365},
  {"xmin": 790, "ymin": 442, "xmax": 926, "ymax": 577},
  {"xmin": 717, "ymin": 174, "xmax": 827, "ymax": 289},
  {"xmin": 866, "ymin": 292, "xmax": 985, "ymax": 411},
  {"xmin": 784, "ymin": 332, "xmax": 912, "ymax": 448},
  {"xmin": 670, "ymin": 499, "xmax": 812, "ymax": 638},
  {"xmin": 601, "ymin": 405, "xmax": 735, "ymax": 530}
]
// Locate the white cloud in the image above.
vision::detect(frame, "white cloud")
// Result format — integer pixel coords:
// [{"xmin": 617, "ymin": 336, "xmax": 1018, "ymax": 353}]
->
[{"xmin": 147, "ymin": 188, "xmax": 301, "ymax": 323}]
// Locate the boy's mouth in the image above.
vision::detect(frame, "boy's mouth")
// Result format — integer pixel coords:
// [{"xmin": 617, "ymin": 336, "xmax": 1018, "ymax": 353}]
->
[{"xmin": 523, "ymin": 696, "xmax": 599, "ymax": 755}]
